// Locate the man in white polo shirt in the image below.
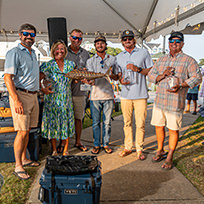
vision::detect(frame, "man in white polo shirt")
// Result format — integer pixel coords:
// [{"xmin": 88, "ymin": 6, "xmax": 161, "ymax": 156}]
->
[
  {"xmin": 85, "ymin": 35, "xmax": 118, "ymax": 154},
  {"xmin": 116, "ymin": 30, "xmax": 153, "ymax": 159}
]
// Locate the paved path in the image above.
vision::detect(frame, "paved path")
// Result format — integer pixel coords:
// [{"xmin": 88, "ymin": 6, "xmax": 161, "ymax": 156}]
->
[{"xmin": 27, "ymin": 93, "xmax": 204, "ymax": 204}]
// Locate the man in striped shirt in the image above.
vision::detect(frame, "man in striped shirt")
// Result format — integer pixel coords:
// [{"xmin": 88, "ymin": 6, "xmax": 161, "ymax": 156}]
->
[{"xmin": 148, "ymin": 31, "xmax": 202, "ymax": 170}]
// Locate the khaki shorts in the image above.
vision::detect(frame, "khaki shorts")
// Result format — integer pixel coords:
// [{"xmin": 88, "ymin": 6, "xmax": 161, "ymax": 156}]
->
[
  {"xmin": 9, "ymin": 90, "xmax": 39, "ymax": 131},
  {"xmin": 72, "ymin": 96, "xmax": 86, "ymax": 120},
  {"xmin": 151, "ymin": 105, "xmax": 183, "ymax": 131}
]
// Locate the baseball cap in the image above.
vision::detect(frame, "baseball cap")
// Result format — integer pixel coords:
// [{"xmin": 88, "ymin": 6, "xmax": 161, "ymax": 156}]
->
[
  {"xmin": 121, "ymin": 30, "xmax": 135, "ymax": 38},
  {"xmin": 169, "ymin": 31, "xmax": 184, "ymax": 41},
  {"xmin": 94, "ymin": 35, "xmax": 106, "ymax": 43}
]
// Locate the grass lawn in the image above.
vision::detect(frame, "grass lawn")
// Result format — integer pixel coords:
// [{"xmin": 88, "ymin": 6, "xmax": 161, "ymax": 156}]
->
[{"xmin": 174, "ymin": 116, "xmax": 204, "ymax": 195}]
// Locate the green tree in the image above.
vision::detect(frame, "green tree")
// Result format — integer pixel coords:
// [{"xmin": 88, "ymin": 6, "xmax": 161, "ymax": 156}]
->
[
  {"xmin": 199, "ymin": 58, "xmax": 204, "ymax": 66},
  {"xmin": 106, "ymin": 47, "xmax": 122, "ymax": 56},
  {"xmin": 89, "ymin": 46, "xmax": 122, "ymax": 57}
]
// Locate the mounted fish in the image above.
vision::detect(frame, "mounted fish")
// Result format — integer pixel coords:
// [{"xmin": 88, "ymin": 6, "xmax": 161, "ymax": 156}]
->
[{"xmin": 56, "ymin": 66, "xmax": 112, "ymax": 80}]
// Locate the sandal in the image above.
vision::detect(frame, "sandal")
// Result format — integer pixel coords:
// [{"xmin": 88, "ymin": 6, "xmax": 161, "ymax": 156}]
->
[
  {"xmin": 161, "ymin": 160, "xmax": 174, "ymax": 170},
  {"xmin": 91, "ymin": 147, "xmax": 100, "ymax": 154},
  {"xmin": 63, "ymin": 151, "xmax": 69, "ymax": 156},
  {"xmin": 103, "ymin": 146, "xmax": 113, "ymax": 154},
  {"xmin": 118, "ymin": 149, "xmax": 132, "ymax": 157},
  {"xmin": 13, "ymin": 171, "xmax": 30, "ymax": 180},
  {"xmin": 137, "ymin": 151, "xmax": 146, "ymax": 161},
  {"xmin": 74, "ymin": 144, "xmax": 88, "ymax": 151},
  {"xmin": 23, "ymin": 160, "xmax": 40, "ymax": 167},
  {"xmin": 152, "ymin": 151, "xmax": 167, "ymax": 163},
  {"xmin": 52, "ymin": 151, "xmax": 58, "ymax": 156},
  {"xmin": 57, "ymin": 144, "xmax": 65, "ymax": 153}
]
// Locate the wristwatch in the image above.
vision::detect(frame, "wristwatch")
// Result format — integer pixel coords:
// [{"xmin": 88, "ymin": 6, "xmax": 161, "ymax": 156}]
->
[{"xmin": 137, "ymin": 67, "xmax": 143, "ymax": 73}]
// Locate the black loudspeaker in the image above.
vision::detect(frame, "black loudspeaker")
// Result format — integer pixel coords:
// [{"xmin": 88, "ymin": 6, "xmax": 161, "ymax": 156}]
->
[{"xmin": 47, "ymin": 17, "xmax": 67, "ymax": 49}]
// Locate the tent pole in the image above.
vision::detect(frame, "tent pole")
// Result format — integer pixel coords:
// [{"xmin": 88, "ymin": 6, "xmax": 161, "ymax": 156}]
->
[{"xmin": 162, "ymin": 36, "xmax": 166, "ymax": 55}]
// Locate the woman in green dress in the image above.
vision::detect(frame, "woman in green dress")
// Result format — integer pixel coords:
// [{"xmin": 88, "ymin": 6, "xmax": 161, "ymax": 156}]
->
[{"xmin": 40, "ymin": 40, "xmax": 75, "ymax": 156}]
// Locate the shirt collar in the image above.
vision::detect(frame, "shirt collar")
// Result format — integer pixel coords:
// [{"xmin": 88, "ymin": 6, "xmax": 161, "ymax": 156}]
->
[
  {"xmin": 68, "ymin": 45, "xmax": 83, "ymax": 54},
  {"xmin": 123, "ymin": 46, "xmax": 139, "ymax": 54},
  {"xmin": 95, "ymin": 53, "xmax": 109, "ymax": 60},
  {"xmin": 18, "ymin": 43, "xmax": 35, "ymax": 53},
  {"xmin": 168, "ymin": 50, "xmax": 183, "ymax": 58}
]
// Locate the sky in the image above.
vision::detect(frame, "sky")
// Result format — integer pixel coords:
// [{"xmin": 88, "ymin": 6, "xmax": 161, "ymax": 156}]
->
[{"xmin": 107, "ymin": 32, "xmax": 204, "ymax": 63}]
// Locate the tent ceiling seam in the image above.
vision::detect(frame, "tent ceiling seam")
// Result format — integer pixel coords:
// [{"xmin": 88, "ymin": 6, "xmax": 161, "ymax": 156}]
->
[
  {"xmin": 102, "ymin": 0, "xmax": 142, "ymax": 37},
  {"xmin": 144, "ymin": 2, "xmax": 204, "ymax": 39},
  {"xmin": 141, "ymin": 0, "xmax": 158, "ymax": 37}
]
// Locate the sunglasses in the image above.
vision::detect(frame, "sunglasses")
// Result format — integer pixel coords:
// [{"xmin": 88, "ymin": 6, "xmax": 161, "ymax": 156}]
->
[
  {"xmin": 21, "ymin": 31, "xmax": 36, "ymax": 37},
  {"xmin": 169, "ymin": 39, "xmax": 182, "ymax": 43},
  {"xmin": 122, "ymin": 37, "xmax": 134, "ymax": 41},
  {"xmin": 71, "ymin": 36, "xmax": 82, "ymax": 41}
]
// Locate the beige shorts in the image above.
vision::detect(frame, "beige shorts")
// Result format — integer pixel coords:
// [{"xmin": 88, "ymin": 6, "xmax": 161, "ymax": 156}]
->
[
  {"xmin": 151, "ymin": 105, "xmax": 183, "ymax": 131},
  {"xmin": 72, "ymin": 96, "xmax": 86, "ymax": 120},
  {"xmin": 9, "ymin": 90, "xmax": 39, "ymax": 131}
]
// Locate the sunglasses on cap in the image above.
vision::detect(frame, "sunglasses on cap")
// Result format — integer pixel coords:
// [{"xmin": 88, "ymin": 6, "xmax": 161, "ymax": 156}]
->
[
  {"xmin": 169, "ymin": 39, "xmax": 182, "ymax": 44},
  {"xmin": 21, "ymin": 31, "xmax": 36, "ymax": 37},
  {"xmin": 122, "ymin": 37, "xmax": 134, "ymax": 41},
  {"xmin": 71, "ymin": 36, "xmax": 82, "ymax": 41},
  {"xmin": 55, "ymin": 39, "xmax": 65, "ymax": 44}
]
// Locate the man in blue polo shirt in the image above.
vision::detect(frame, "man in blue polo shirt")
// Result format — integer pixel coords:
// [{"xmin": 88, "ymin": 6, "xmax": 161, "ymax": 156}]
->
[
  {"xmin": 4, "ymin": 23, "xmax": 40, "ymax": 180},
  {"xmin": 116, "ymin": 30, "xmax": 153, "ymax": 159}
]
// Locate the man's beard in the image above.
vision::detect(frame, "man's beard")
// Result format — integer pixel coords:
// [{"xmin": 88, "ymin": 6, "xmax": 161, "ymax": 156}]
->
[
  {"xmin": 96, "ymin": 47, "xmax": 106, "ymax": 53},
  {"xmin": 21, "ymin": 38, "xmax": 34, "ymax": 47}
]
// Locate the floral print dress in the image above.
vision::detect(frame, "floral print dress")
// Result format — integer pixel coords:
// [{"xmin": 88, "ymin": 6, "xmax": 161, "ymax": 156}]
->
[{"xmin": 40, "ymin": 59, "xmax": 75, "ymax": 140}]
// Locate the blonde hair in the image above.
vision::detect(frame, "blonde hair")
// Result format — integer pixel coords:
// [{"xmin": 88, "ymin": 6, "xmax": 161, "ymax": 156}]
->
[{"xmin": 50, "ymin": 40, "xmax": 68, "ymax": 59}]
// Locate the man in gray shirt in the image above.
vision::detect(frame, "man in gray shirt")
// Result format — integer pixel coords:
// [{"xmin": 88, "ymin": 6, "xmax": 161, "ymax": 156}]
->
[{"xmin": 65, "ymin": 29, "xmax": 90, "ymax": 151}]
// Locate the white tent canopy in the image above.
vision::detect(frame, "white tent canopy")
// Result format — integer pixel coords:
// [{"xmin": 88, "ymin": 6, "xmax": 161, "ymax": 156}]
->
[{"xmin": 0, "ymin": 0, "xmax": 204, "ymax": 42}]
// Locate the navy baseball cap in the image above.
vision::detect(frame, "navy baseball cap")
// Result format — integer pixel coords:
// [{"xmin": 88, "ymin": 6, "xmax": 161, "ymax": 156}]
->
[
  {"xmin": 169, "ymin": 31, "xmax": 184, "ymax": 41},
  {"xmin": 121, "ymin": 30, "xmax": 135, "ymax": 38}
]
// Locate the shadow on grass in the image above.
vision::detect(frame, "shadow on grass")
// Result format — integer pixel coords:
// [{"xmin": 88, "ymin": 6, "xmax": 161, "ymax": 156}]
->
[
  {"xmin": 176, "ymin": 117, "xmax": 204, "ymax": 152},
  {"xmin": 173, "ymin": 116, "xmax": 204, "ymax": 195}
]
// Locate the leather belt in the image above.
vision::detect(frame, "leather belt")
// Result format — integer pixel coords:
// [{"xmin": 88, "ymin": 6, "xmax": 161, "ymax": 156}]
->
[{"xmin": 16, "ymin": 87, "xmax": 38, "ymax": 94}]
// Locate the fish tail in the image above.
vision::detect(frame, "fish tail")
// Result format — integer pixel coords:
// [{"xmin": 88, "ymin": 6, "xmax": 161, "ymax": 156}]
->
[
  {"xmin": 104, "ymin": 66, "xmax": 112, "ymax": 83},
  {"xmin": 105, "ymin": 66, "xmax": 112, "ymax": 75}
]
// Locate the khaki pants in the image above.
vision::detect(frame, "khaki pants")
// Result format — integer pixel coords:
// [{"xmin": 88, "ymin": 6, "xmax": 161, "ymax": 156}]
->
[{"xmin": 121, "ymin": 99, "xmax": 147, "ymax": 151}]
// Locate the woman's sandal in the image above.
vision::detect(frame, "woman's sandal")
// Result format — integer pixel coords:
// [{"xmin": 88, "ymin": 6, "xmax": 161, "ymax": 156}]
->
[
  {"xmin": 57, "ymin": 145, "xmax": 65, "ymax": 153},
  {"xmin": 118, "ymin": 149, "xmax": 132, "ymax": 157},
  {"xmin": 91, "ymin": 147, "xmax": 100, "ymax": 154},
  {"xmin": 103, "ymin": 146, "xmax": 113, "ymax": 154},
  {"xmin": 63, "ymin": 151, "xmax": 69, "ymax": 156},
  {"xmin": 52, "ymin": 151, "xmax": 58, "ymax": 156},
  {"xmin": 152, "ymin": 151, "xmax": 167, "ymax": 163}
]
